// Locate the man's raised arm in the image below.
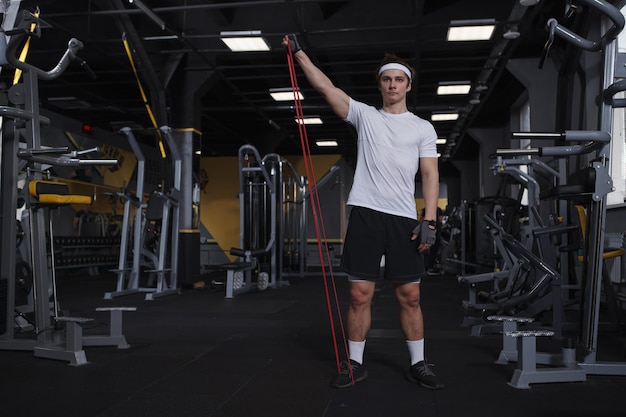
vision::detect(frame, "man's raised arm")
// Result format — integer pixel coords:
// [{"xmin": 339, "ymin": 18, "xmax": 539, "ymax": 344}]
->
[{"xmin": 282, "ymin": 34, "xmax": 350, "ymax": 119}]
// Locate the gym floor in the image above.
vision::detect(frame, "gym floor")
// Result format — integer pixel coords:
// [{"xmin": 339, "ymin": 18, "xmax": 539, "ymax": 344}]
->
[{"xmin": 2, "ymin": 271, "xmax": 626, "ymax": 417}]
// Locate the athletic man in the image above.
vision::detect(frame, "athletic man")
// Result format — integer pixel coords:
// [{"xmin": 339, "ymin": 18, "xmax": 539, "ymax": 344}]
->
[{"xmin": 282, "ymin": 35, "xmax": 443, "ymax": 390}]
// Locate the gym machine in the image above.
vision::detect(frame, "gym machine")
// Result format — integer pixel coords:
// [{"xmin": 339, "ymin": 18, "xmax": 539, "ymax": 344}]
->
[
  {"xmin": 105, "ymin": 127, "xmax": 146, "ymax": 299},
  {"xmin": 223, "ymin": 145, "xmax": 305, "ymax": 298},
  {"xmin": 482, "ymin": 0, "xmax": 626, "ymax": 388},
  {"xmin": 460, "ymin": 142, "xmax": 587, "ymax": 328},
  {"xmin": 0, "ymin": 10, "xmax": 130, "ymax": 365},
  {"xmin": 143, "ymin": 126, "xmax": 181, "ymax": 300},
  {"xmin": 106, "ymin": 126, "xmax": 181, "ymax": 300},
  {"xmin": 488, "ymin": 129, "xmax": 619, "ymax": 387},
  {"xmin": 280, "ymin": 156, "xmax": 308, "ymax": 276}
]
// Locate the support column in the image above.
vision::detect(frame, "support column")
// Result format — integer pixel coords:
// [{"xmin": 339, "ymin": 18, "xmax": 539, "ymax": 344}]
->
[{"xmin": 169, "ymin": 66, "xmax": 218, "ymax": 286}]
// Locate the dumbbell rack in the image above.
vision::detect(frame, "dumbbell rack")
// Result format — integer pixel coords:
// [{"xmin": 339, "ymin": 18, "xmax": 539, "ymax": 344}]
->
[{"xmin": 53, "ymin": 236, "xmax": 121, "ymax": 274}]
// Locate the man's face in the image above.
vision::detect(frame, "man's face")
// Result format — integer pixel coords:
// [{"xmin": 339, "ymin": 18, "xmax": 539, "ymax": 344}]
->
[{"xmin": 378, "ymin": 69, "xmax": 411, "ymax": 104}]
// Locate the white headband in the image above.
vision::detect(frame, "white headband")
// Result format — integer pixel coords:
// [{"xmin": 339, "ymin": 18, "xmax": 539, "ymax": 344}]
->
[{"xmin": 377, "ymin": 63, "xmax": 412, "ymax": 82}]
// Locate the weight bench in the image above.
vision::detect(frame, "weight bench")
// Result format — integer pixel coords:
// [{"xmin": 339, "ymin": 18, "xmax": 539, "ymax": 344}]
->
[
  {"xmin": 220, "ymin": 262, "xmax": 256, "ymax": 298},
  {"xmin": 34, "ymin": 316, "xmax": 94, "ymax": 366},
  {"xmin": 217, "ymin": 247, "xmax": 270, "ymax": 298},
  {"xmin": 83, "ymin": 307, "xmax": 136, "ymax": 349},
  {"xmin": 505, "ymin": 329, "xmax": 586, "ymax": 389},
  {"xmin": 33, "ymin": 306, "xmax": 136, "ymax": 366},
  {"xmin": 487, "ymin": 315, "xmax": 535, "ymax": 364},
  {"xmin": 29, "ymin": 179, "xmax": 93, "ymax": 207}
]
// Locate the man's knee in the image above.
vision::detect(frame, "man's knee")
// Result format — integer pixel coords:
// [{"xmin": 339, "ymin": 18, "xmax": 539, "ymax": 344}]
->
[
  {"xmin": 396, "ymin": 283, "xmax": 421, "ymax": 307},
  {"xmin": 349, "ymin": 281, "xmax": 375, "ymax": 306}
]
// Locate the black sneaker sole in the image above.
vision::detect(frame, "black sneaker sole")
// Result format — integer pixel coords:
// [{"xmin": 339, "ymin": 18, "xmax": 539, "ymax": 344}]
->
[
  {"xmin": 330, "ymin": 370, "xmax": 368, "ymax": 389},
  {"xmin": 406, "ymin": 371, "xmax": 444, "ymax": 390}
]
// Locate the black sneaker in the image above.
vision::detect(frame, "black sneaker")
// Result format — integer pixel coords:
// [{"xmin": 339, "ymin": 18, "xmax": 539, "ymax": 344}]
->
[
  {"xmin": 406, "ymin": 360, "xmax": 444, "ymax": 389},
  {"xmin": 330, "ymin": 359, "xmax": 368, "ymax": 389}
]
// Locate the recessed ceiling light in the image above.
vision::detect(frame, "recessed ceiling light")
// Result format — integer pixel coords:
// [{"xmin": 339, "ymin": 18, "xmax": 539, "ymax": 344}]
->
[
  {"xmin": 436, "ymin": 138, "xmax": 447, "ymax": 145},
  {"xmin": 431, "ymin": 113, "xmax": 459, "ymax": 122},
  {"xmin": 220, "ymin": 31, "xmax": 270, "ymax": 51},
  {"xmin": 296, "ymin": 117, "xmax": 323, "ymax": 125},
  {"xmin": 316, "ymin": 140, "xmax": 338, "ymax": 147},
  {"xmin": 437, "ymin": 83, "xmax": 471, "ymax": 95},
  {"xmin": 447, "ymin": 20, "xmax": 496, "ymax": 41},
  {"xmin": 269, "ymin": 88, "xmax": 304, "ymax": 101}
]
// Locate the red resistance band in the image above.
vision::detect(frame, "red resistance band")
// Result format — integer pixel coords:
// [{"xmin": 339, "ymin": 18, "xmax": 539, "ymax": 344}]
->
[{"xmin": 285, "ymin": 43, "xmax": 355, "ymax": 384}]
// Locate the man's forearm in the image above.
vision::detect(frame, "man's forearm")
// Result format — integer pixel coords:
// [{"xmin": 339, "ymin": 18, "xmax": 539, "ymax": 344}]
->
[
  {"xmin": 421, "ymin": 170, "xmax": 440, "ymax": 220},
  {"xmin": 292, "ymin": 49, "xmax": 350, "ymax": 119},
  {"xmin": 294, "ymin": 51, "xmax": 336, "ymax": 96}
]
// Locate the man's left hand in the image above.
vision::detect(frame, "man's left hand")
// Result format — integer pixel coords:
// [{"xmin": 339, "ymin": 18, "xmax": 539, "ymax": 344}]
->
[{"xmin": 411, "ymin": 220, "xmax": 436, "ymax": 253}]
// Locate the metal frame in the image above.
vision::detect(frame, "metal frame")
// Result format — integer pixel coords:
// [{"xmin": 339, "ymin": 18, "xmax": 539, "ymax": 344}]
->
[
  {"xmin": 105, "ymin": 126, "xmax": 181, "ymax": 300},
  {"xmin": 486, "ymin": 0, "xmax": 626, "ymax": 386}
]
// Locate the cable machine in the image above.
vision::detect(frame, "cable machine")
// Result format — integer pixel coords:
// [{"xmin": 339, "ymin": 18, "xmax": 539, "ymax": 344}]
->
[{"xmin": 225, "ymin": 145, "xmax": 306, "ymax": 297}]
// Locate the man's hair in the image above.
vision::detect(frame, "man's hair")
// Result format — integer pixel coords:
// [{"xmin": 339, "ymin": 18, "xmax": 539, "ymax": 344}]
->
[{"xmin": 375, "ymin": 53, "xmax": 415, "ymax": 82}]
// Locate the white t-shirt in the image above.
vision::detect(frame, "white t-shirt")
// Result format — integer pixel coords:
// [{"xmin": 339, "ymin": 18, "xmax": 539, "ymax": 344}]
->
[{"xmin": 345, "ymin": 98, "xmax": 438, "ymax": 220}]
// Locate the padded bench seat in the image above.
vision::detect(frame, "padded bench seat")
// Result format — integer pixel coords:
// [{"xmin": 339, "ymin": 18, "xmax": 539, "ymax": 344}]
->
[{"xmin": 29, "ymin": 180, "xmax": 92, "ymax": 206}]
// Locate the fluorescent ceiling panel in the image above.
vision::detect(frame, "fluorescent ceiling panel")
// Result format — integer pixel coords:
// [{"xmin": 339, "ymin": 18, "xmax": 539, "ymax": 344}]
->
[
  {"xmin": 447, "ymin": 21, "xmax": 496, "ymax": 41},
  {"xmin": 431, "ymin": 113, "xmax": 459, "ymax": 122},
  {"xmin": 316, "ymin": 140, "xmax": 338, "ymax": 147},
  {"xmin": 437, "ymin": 83, "xmax": 471, "ymax": 95},
  {"xmin": 296, "ymin": 117, "xmax": 324, "ymax": 125},
  {"xmin": 270, "ymin": 89, "xmax": 304, "ymax": 101},
  {"xmin": 220, "ymin": 31, "xmax": 270, "ymax": 51}
]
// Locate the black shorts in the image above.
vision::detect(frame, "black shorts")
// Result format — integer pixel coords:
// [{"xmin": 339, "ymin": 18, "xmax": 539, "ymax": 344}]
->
[{"xmin": 340, "ymin": 206, "xmax": 426, "ymax": 282}]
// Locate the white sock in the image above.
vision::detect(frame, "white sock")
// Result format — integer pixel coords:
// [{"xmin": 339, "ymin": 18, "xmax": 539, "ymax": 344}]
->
[
  {"xmin": 348, "ymin": 339, "xmax": 366, "ymax": 364},
  {"xmin": 406, "ymin": 339, "xmax": 425, "ymax": 366}
]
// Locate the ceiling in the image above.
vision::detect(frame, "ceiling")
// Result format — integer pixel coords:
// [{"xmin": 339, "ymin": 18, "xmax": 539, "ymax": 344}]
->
[{"xmin": 1, "ymin": 0, "xmax": 570, "ymax": 165}]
